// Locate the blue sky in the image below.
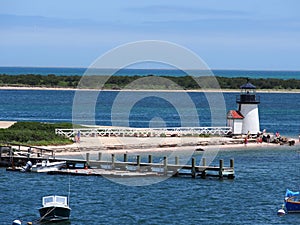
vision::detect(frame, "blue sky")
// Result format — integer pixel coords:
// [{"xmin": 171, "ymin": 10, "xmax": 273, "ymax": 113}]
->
[{"xmin": 1, "ymin": 0, "xmax": 300, "ymax": 70}]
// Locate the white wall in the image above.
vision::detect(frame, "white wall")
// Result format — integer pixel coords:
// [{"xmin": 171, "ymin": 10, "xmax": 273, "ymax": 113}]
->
[
  {"xmin": 240, "ymin": 104, "xmax": 260, "ymax": 134},
  {"xmin": 227, "ymin": 119, "xmax": 243, "ymax": 134},
  {"xmin": 233, "ymin": 120, "xmax": 243, "ymax": 134}
]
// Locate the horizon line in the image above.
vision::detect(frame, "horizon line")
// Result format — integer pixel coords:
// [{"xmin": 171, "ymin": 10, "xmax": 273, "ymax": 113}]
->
[{"xmin": 1, "ymin": 66, "xmax": 300, "ymax": 72}]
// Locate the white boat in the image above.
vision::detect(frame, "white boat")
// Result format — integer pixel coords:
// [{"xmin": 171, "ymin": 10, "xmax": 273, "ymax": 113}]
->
[
  {"xmin": 31, "ymin": 160, "xmax": 66, "ymax": 173},
  {"xmin": 39, "ymin": 195, "xmax": 71, "ymax": 222}
]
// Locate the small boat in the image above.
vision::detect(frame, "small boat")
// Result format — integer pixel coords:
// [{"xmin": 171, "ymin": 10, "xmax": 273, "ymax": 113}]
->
[
  {"xmin": 31, "ymin": 160, "xmax": 66, "ymax": 173},
  {"xmin": 284, "ymin": 189, "xmax": 300, "ymax": 213},
  {"xmin": 39, "ymin": 195, "xmax": 71, "ymax": 222}
]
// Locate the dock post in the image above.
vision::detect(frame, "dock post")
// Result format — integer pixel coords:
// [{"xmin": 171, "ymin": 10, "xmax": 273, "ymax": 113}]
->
[
  {"xmin": 191, "ymin": 157, "xmax": 196, "ymax": 178},
  {"xmin": 163, "ymin": 156, "xmax": 168, "ymax": 175},
  {"xmin": 200, "ymin": 157, "xmax": 206, "ymax": 179},
  {"xmin": 96, "ymin": 152, "xmax": 102, "ymax": 168},
  {"xmin": 148, "ymin": 155, "xmax": 152, "ymax": 163},
  {"xmin": 228, "ymin": 158, "xmax": 235, "ymax": 179},
  {"xmin": 219, "ymin": 159, "xmax": 224, "ymax": 179},
  {"xmin": 173, "ymin": 156, "xmax": 179, "ymax": 176},
  {"xmin": 111, "ymin": 154, "xmax": 115, "ymax": 170},
  {"xmin": 86, "ymin": 153, "xmax": 90, "ymax": 168},
  {"xmin": 202, "ymin": 157, "xmax": 206, "ymax": 166},
  {"xmin": 136, "ymin": 155, "xmax": 141, "ymax": 171},
  {"xmin": 175, "ymin": 156, "xmax": 179, "ymax": 165},
  {"xmin": 230, "ymin": 158, "xmax": 234, "ymax": 168},
  {"xmin": 124, "ymin": 153, "xmax": 128, "ymax": 162}
]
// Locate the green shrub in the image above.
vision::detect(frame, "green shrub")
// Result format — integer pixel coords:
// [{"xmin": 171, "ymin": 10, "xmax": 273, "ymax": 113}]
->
[{"xmin": 0, "ymin": 121, "xmax": 74, "ymax": 146}]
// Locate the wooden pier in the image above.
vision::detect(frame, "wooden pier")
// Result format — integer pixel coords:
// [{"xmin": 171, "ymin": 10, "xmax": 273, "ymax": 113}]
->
[
  {"xmin": 76, "ymin": 153, "xmax": 235, "ymax": 179},
  {"xmin": 0, "ymin": 143, "xmax": 54, "ymax": 167},
  {"xmin": 1, "ymin": 143, "xmax": 234, "ymax": 179},
  {"xmin": 47, "ymin": 154, "xmax": 234, "ymax": 179}
]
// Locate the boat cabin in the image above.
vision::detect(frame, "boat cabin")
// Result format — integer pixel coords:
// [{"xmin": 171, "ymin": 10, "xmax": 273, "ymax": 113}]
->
[{"xmin": 42, "ymin": 195, "xmax": 69, "ymax": 207}]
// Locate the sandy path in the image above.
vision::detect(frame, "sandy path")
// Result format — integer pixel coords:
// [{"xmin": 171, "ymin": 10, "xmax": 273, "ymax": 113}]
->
[{"xmin": 0, "ymin": 121, "xmax": 16, "ymax": 129}]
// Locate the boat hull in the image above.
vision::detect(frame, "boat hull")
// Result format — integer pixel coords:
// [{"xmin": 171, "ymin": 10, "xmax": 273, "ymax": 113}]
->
[
  {"xmin": 285, "ymin": 200, "xmax": 300, "ymax": 213},
  {"xmin": 39, "ymin": 206, "xmax": 71, "ymax": 221},
  {"xmin": 32, "ymin": 161, "xmax": 66, "ymax": 173}
]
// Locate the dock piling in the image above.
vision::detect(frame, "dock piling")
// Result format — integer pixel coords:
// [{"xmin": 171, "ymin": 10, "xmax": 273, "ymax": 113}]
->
[
  {"xmin": 111, "ymin": 154, "xmax": 115, "ymax": 169},
  {"xmin": 219, "ymin": 159, "xmax": 224, "ymax": 179},
  {"xmin": 86, "ymin": 153, "xmax": 90, "ymax": 167},
  {"xmin": 98, "ymin": 152, "xmax": 102, "ymax": 161},
  {"xmin": 163, "ymin": 156, "xmax": 168, "ymax": 175},
  {"xmin": 202, "ymin": 157, "xmax": 206, "ymax": 166},
  {"xmin": 191, "ymin": 157, "xmax": 196, "ymax": 178},
  {"xmin": 136, "ymin": 155, "xmax": 141, "ymax": 171},
  {"xmin": 175, "ymin": 156, "xmax": 179, "ymax": 165},
  {"xmin": 230, "ymin": 158, "xmax": 234, "ymax": 168}
]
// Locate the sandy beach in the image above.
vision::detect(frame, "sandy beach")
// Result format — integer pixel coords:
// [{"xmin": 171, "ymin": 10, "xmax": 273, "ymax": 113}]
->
[
  {"xmin": 0, "ymin": 121, "xmax": 16, "ymax": 129},
  {"xmin": 0, "ymin": 120, "xmax": 297, "ymax": 157},
  {"xmin": 43, "ymin": 135, "xmax": 298, "ymax": 158}
]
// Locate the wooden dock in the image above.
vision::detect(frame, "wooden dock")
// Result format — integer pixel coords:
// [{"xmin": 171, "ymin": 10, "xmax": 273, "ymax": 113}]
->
[
  {"xmin": 1, "ymin": 143, "xmax": 234, "ymax": 179},
  {"xmin": 79, "ymin": 153, "xmax": 235, "ymax": 179},
  {"xmin": 44, "ymin": 154, "xmax": 235, "ymax": 179},
  {"xmin": 0, "ymin": 143, "xmax": 54, "ymax": 167}
]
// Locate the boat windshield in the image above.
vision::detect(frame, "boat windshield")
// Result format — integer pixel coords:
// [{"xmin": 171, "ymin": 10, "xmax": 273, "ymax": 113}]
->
[
  {"xmin": 56, "ymin": 196, "xmax": 67, "ymax": 205},
  {"xmin": 43, "ymin": 196, "xmax": 54, "ymax": 205},
  {"xmin": 42, "ymin": 196, "xmax": 68, "ymax": 206}
]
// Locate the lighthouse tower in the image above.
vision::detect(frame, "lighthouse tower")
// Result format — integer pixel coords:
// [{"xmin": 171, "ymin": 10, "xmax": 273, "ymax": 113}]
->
[{"xmin": 236, "ymin": 79, "xmax": 260, "ymax": 134}]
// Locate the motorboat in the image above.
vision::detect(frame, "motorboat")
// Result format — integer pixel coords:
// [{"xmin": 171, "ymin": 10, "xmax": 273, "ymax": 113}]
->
[
  {"xmin": 39, "ymin": 195, "xmax": 71, "ymax": 222},
  {"xmin": 31, "ymin": 160, "xmax": 66, "ymax": 173},
  {"xmin": 284, "ymin": 189, "xmax": 300, "ymax": 213}
]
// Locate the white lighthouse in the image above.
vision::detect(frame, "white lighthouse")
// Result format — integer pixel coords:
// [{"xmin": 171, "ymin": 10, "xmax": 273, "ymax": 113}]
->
[{"xmin": 227, "ymin": 79, "xmax": 260, "ymax": 135}]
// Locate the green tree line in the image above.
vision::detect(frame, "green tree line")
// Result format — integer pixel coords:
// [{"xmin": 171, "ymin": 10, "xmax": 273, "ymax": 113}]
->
[{"xmin": 0, "ymin": 74, "xmax": 299, "ymax": 90}]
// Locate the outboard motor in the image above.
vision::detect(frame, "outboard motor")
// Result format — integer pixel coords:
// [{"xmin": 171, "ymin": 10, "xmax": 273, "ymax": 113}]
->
[{"xmin": 21, "ymin": 161, "xmax": 32, "ymax": 172}]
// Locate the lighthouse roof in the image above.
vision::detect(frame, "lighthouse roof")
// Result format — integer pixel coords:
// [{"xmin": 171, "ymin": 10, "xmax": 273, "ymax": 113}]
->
[
  {"xmin": 240, "ymin": 82, "xmax": 256, "ymax": 89},
  {"xmin": 227, "ymin": 110, "xmax": 244, "ymax": 119}
]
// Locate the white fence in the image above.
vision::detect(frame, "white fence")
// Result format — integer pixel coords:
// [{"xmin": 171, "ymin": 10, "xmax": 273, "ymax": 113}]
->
[{"xmin": 55, "ymin": 127, "xmax": 232, "ymax": 138}]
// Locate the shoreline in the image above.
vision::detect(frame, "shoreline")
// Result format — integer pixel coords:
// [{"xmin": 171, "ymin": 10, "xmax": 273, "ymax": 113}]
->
[
  {"xmin": 52, "ymin": 142, "xmax": 299, "ymax": 158},
  {"xmin": 0, "ymin": 85, "xmax": 299, "ymax": 93},
  {"xmin": 0, "ymin": 121, "xmax": 298, "ymax": 157},
  {"xmin": 45, "ymin": 136, "xmax": 299, "ymax": 157}
]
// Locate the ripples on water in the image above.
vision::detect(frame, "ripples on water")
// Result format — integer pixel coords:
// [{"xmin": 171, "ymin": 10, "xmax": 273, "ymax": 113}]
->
[
  {"xmin": 0, "ymin": 83, "xmax": 299, "ymax": 224},
  {"xmin": 0, "ymin": 90, "xmax": 299, "ymax": 137},
  {"xmin": 1, "ymin": 146, "xmax": 300, "ymax": 224}
]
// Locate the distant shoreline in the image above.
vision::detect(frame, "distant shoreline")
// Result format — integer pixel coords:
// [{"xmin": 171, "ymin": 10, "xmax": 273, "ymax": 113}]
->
[{"xmin": 0, "ymin": 86, "xmax": 299, "ymax": 93}]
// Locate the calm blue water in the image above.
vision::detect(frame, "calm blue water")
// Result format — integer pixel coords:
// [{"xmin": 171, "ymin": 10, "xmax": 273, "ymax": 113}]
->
[
  {"xmin": 1, "ymin": 66, "xmax": 300, "ymax": 79},
  {"xmin": 0, "ymin": 87, "xmax": 300, "ymax": 224},
  {"xmin": 0, "ymin": 90, "xmax": 298, "ymax": 138},
  {"xmin": 1, "ymin": 146, "xmax": 300, "ymax": 224}
]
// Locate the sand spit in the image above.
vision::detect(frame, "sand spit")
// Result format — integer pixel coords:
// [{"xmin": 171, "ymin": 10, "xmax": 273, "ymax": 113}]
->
[{"xmin": 44, "ymin": 136, "xmax": 297, "ymax": 157}]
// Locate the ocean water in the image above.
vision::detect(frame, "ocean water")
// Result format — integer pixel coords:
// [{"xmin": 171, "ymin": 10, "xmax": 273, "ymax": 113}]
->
[
  {"xmin": 1, "ymin": 146, "xmax": 300, "ymax": 224},
  {"xmin": 0, "ymin": 90, "xmax": 298, "ymax": 138},
  {"xmin": 0, "ymin": 66, "xmax": 300, "ymax": 79},
  {"xmin": 0, "ymin": 85, "xmax": 300, "ymax": 224}
]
